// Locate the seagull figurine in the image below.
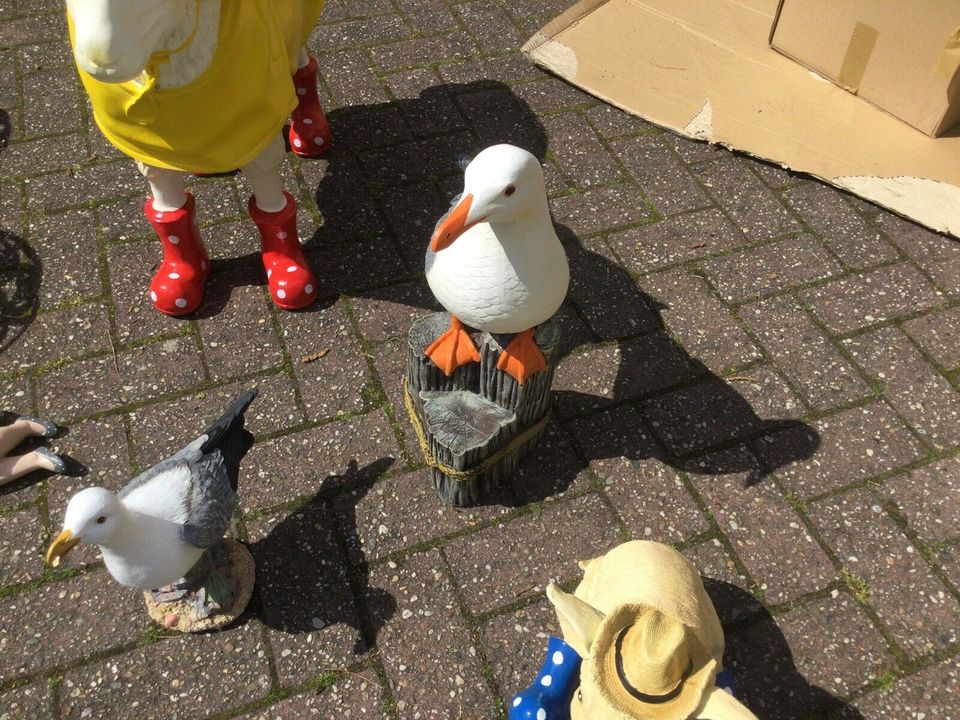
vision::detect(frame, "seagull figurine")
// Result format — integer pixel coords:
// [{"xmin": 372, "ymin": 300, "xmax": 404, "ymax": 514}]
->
[
  {"xmin": 425, "ymin": 144, "xmax": 570, "ymax": 384},
  {"xmin": 45, "ymin": 388, "xmax": 257, "ymax": 591}
]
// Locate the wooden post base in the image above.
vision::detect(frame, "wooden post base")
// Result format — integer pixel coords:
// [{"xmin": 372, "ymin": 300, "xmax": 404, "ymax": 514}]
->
[{"xmin": 406, "ymin": 312, "xmax": 561, "ymax": 506}]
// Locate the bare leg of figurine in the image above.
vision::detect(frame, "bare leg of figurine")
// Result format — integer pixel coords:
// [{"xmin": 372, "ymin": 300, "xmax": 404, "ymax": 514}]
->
[
  {"xmin": 288, "ymin": 46, "xmax": 331, "ymax": 157},
  {"xmin": 244, "ymin": 137, "xmax": 318, "ymax": 310},
  {"xmin": 139, "ymin": 162, "xmax": 210, "ymax": 316},
  {"xmin": 0, "ymin": 418, "xmax": 54, "ymax": 457},
  {"xmin": 0, "ymin": 449, "xmax": 66, "ymax": 485}
]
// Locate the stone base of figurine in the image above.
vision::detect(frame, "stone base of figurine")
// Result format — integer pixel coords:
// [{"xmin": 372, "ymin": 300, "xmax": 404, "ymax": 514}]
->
[
  {"xmin": 406, "ymin": 312, "xmax": 561, "ymax": 507},
  {"xmin": 143, "ymin": 538, "xmax": 255, "ymax": 633}
]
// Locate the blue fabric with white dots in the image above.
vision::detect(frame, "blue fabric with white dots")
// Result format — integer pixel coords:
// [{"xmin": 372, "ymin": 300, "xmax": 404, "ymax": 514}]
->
[{"xmin": 509, "ymin": 637, "xmax": 740, "ymax": 720}]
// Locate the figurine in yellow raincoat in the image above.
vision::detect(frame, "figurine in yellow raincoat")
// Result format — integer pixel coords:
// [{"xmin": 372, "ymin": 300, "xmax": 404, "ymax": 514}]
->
[{"xmin": 66, "ymin": 0, "xmax": 331, "ymax": 315}]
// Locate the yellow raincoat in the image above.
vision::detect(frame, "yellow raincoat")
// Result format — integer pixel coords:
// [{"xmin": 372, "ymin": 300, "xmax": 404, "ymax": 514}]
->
[{"xmin": 70, "ymin": 0, "xmax": 324, "ymax": 174}]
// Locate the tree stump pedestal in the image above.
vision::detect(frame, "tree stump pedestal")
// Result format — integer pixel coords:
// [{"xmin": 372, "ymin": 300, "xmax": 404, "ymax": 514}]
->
[{"xmin": 405, "ymin": 312, "xmax": 561, "ymax": 507}]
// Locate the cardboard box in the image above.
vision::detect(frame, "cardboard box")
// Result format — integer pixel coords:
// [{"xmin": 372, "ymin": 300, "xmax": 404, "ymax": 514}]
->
[
  {"xmin": 770, "ymin": 0, "xmax": 960, "ymax": 137},
  {"xmin": 522, "ymin": 0, "xmax": 960, "ymax": 238}
]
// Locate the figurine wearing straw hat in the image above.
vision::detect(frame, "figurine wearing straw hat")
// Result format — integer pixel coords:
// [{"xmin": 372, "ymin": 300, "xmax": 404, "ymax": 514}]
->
[{"xmin": 511, "ymin": 541, "xmax": 758, "ymax": 720}]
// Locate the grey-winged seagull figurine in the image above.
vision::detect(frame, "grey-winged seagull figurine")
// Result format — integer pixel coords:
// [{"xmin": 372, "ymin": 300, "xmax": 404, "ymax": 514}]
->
[{"xmin": 45, "ymin": 388, "xmax": 258, "ymax": 632}]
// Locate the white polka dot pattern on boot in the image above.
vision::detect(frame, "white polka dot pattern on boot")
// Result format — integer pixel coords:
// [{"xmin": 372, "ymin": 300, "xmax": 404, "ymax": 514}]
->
[
  {"xmin": 552, "ymin": 651, "xmax": 564, "ymax": 665},
  {"xmin": 201, "ymin": 261, "xmax": 208, "ymax": 270},
  {"xmin": 303, "ymin": 118, "xmax": 313, "ymax": 124},
  {"xmin": 175, "ymin": 298, "xmax": 187, "ymax": 308},
  {"xmin": 304, "ymin": 284, "xmax": 314, "ymax": 294},
  {"xmin": 277, "ymin": 289, "xmax": 287, "ymax": 300},
  {"xmin": 169, "ymin": 272, "xmax": 180, "ymax": 280},
  {"xmin": 512, "ymin": 697, "xmax": 522, "ymax": 707},
  {"xmin": 540, "ymin": 675, "xmax": 552, "ymax": 687},
  {"xmin": 537, "ymin": 710, "xmax": 546, "ymax": 720},
  {"xmin": 277, "ymin": 231, "xmax": 288, "ymax": 240},
  {"xmin": 314, "ymin": 137, "xmax": 324, "ymax": 145},
  {"xmin": 286, "ymin": 266, "xmax": 298, "ymax": 273},
  {"xmin": 150, "ymin": 290, "xmax": 158, "ymax": 302},
  {"xmin": 297, "ymin": 87, "xmax": 306, "ymax": 95},
  {"xmin": 267, "ymin": 269, "xmax": 273, "ymax": 279},
  {"xmin": 168, "ymin": 235, "xmax": 180, "ymax": 245},
  {"xmin": 293, "ymin": 138, "xmax": 302, "ymax": 148}
]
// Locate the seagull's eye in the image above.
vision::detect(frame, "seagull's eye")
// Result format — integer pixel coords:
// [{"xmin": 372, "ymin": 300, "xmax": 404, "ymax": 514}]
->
[
  {"xmin": 504, "ymin": 184, "xmax": 516, "ymax": 197},
  {"xmin": 96, "ymin": 516, "xmax": 106, "ymax": 524}
]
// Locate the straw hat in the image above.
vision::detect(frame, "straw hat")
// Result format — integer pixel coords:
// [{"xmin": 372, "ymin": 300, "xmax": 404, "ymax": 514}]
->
[{"xmin": 547, "ymin": 544, "xmax": 758, "ymax": 720}]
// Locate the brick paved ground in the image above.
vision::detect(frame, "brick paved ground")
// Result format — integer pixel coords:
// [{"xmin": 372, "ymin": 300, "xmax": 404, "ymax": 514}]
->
[{"xmin": 2, "ymin": 1, "xmax": 960, "ymax": 718}]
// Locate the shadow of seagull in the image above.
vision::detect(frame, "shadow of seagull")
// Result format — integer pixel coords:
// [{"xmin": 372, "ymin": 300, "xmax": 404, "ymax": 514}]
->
[{"xmin": 250, "ymin": 458, "xmax": 397, "ymax": 652}]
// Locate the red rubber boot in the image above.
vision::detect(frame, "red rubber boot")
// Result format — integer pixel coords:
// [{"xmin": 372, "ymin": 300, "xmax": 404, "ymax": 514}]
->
[
  {"xmin": 144, "ymin": 194, "xmax": 210, "ymax": 316},
  {"xmin": 248, "ymin": 192, "xmax": 318, "ymax": 310},
  {"xmin": 288, "ymin": 56, "xmax": 332, "ymax": 157}
]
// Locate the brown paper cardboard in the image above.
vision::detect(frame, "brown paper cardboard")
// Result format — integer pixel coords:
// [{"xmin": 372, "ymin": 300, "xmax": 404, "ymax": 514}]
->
[
  {"xmin": 771, "ymin": 0, "xmax": 960, "ymax": 137},
  {"xmin": 522, "ymin": 0, "xmax": 960, "ymax": 239}
]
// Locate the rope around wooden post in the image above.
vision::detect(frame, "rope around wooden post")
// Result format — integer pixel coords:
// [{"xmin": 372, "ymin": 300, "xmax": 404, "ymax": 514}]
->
[{"xmin": 403, "ymin": 376, "xmax": 550, "ymax": 483}]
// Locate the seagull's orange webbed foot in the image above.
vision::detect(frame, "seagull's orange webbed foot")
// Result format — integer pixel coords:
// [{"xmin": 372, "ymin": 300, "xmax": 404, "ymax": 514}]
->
[
  {"xmin": 425, "ymin": 316, "xmax": 481, "ymax": 376},
  {"xmin": 497, "ymin": 328, "xmax": 547, "ymax": 385}
]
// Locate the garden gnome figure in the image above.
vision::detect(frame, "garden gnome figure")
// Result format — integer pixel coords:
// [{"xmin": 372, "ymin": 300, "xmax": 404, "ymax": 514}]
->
[
  {"xmin": 66, "ymin": 0, "xmax": 332, "ymax": 316},
  {"xmin": 45, "ymin": 389, "xmax": 258, "ymax": 632},
  {"xmin": 0, "ymin": 415, "xmax": 70, "ymax": 485},
  {"xmin": 540, "ymin": 541, "xmax": 758, "ymax": 720}
]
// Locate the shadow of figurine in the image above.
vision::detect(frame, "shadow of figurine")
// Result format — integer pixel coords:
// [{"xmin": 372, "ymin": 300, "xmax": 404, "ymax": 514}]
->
[
  {"xmin": 298, "ymin": 80, "xmax": 818, "ymax": 500},
  {"xmin": 0, "ymin": 230, "xmax": 41, "ymax": 356},
  {"xmin": 250, "ymin": 458, "xmax": 396, "ymax": 652},
  {"xmin": 703, "ymin": 578, "xmax": 867, "ymax": 720}
]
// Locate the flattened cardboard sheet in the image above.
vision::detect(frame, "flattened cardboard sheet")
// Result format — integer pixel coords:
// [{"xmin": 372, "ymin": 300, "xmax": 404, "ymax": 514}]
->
[{"xmin": 523, "ymin": 0, "xmax": 960, "ymax": 239}]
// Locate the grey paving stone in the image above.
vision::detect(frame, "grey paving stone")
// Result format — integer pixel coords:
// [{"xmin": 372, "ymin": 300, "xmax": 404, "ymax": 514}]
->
[
  {"xmin": 334, "ymin": 468, "xmax": 509, "ymax": 563},
  {"xmin": 566, "ymin": 238, "xmax": 660, "ymax": 340},
  {"xmin": 844, "ymin": 326, "xmax": 960, "ymax": 450},
  {"xmin": 701, "ymin": 234, "xmax": 842, "ymax": 303},
  {"xmin": 641, "ymin": 268, "xmax": 761, "ymax": 372},
  {"xmin": 242, "ymin": 410, "xmax": 399, "ymax": 513},
  {"xmin": 783, "ymin": 182, "xmax": 899, "ymax": 269},
  {"xmin": 607, "ymin": 207, "xmax": 748, "ymax": 273},
  {"xmin": 552, "ymin": 333, "xmax": 702, "ymax": 418},
  {"xmin": 0, "ymin": 572, "xmax": 147, "ymax": 685},
  {"xmin": 877, "ymin": 212, "xmax": 960, "ymax": 295},
  {"xmin": 247, "ymin": 503, "xmax": 367, "ymax": 686},
  {"xmin": 0, "ymin": 506, "xmax": 45, "ymax": 586},
  {"xmin": 611, "ymin": 133, "xmax": 713, "ymax": 216},
  {"xmin": 367, "ymin": 550, "xmax": 498, "ymax": 720},
  {"xmin": 739, "ymin": 294, "xmax": 871, "ymax": 411},
  {"xmin": 811, "ymin": 488, "xmax": 960, "ymax": 659},
  {"xmin": 757, "ymin": 402, "xmax": 925, "ymax": 499},
  {"xmin": 682, "ymin": 539, "xmax": 757, "ymax": 627},
  {"xmin": 480, "ymin": 599, "xmax": 560, "ymax": 708},
  {"xmin": 726, "ymin": 593, "xmax": 895, "ymax": 719},
  {"xmin": 903, "ymin": 306, "xmax": 960, "ymax": 372},
  {"xmin": 456, "ymin": 0, "xmax": 525, "ymax": 52},
  {"xmin": 853, "ymin": 657, "xmax": 960, "ymax": 719},
  {"xmin": 879, "ymin": 457, "xmax": 960, "ymax": 547},
  {"xmin": 694, "ymin": 156, "xmax": 800, "ymax": 240},
  {"xmin": 58, "ymin": 621, "xmax": 271, "ymax": 719},
  {"xmin": 27, "ymin": 209, "xmax": 103, "ymax": 308},
  {"xmin": 802, "ymin": 263, "xmax": 945, "ymax": 335},
  {"xmin": 543, "ymin": 112, "xmax": 624, "ymax": 188},
  {"xmin": 690, "ymin": 447, "xmax": 837, "ymax": 605},
  {"xmin": 0, "ymin": 682, "xmax": 50, "ymax": 720},
  {"xmin": 36, "ymin": 337, "xmax": 207, "ymax": 422},
  {"xmin": 444, "ymin": 494, "xmax": 622, "ymax": 614},
  {"xmin": 238, "ymin": 671, "xmax": 387, "ymax": 719},
  {"xmin": 277, "ymin": 301, "xmax": 371, "ymax": 423}
]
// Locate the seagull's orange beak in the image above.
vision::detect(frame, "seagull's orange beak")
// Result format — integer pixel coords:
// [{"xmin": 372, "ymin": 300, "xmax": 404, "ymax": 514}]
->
[
  {"xmin": 431, "ymin": 194, "xmax": 484, "ymax": 252},
  {"xmin": 45, "ymin": 529, "xmax": 80, "ymax": 568}
]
